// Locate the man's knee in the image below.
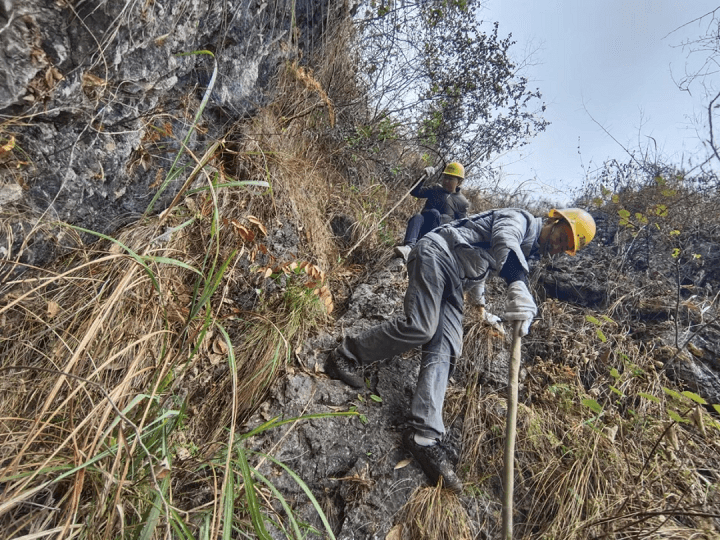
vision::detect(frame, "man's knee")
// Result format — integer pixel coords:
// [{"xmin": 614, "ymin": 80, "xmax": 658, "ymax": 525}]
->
[{"xmin": 411, "ymin": 324, "xmax": 437, "ymax": 344}]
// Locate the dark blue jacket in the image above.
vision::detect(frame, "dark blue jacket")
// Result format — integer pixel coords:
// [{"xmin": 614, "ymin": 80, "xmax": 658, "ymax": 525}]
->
[{"xmin": 411, "ymin": 180, "xmax": 469, "ymax": 224}]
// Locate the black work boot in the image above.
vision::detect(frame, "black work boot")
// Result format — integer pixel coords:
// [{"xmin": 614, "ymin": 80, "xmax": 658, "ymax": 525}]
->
[
  {"xmin": 403, "ymin": 430, "xmax": 463, "ymax": 493},
  {"xmin": 324, "ymin": 349, "xmax": 366, "ymax": 389}
]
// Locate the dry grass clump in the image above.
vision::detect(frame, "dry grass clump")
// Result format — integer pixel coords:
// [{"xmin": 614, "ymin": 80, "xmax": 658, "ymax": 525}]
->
[
  {"xmin": 445, "ymin": 307, "xmax": 509, "ymax": 470},
  {"xmin": 229, "ymin": 43, "xmax": 424, "ymax": 273},
  {"xmin": 476, "ymin": 297, "xmax": 718, "ymax": 537},
  {"xmin": 0, "ymin": 56, "xmax": 356, "ymax": 536},
  {"xmin": 0, "ymin": 168, "xmax": 340, "ymax": 537},
  {"xmin": 1, "ymin": 231, "xmax": 180, "ymax": 536},
  {"xmin": 438, "ymin": 278, "xmax": 720, "ymax": 539},
  {"xmin": 395, "ymin": 485, "xmax": 472, "ymax": 540}
]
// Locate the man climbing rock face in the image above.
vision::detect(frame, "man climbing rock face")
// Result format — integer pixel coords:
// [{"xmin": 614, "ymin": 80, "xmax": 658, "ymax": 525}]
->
[{"xmin": 325, "ymin": 207, "xmax": 596, "ymax": 493}]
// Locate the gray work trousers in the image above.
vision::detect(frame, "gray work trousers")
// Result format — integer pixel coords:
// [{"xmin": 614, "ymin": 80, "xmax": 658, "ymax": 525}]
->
[{"xmin": 338, "ymin": 238, "xmax": 464, "ymax": 440}]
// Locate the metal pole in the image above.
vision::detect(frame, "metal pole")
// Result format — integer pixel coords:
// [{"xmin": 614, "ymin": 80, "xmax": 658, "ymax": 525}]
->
[{"xmin": 502, "ymin": 320, "xmax": 523, "ymax": 539}]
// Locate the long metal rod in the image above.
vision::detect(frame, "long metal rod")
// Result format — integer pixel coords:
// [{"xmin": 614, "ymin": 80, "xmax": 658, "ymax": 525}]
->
[{"xmin": 502, "ymin": 320, "xmax": 523, "ymax": 539}]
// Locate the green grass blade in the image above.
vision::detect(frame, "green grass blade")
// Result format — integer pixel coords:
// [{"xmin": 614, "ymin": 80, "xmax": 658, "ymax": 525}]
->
[
  {"xmin": 221, "ymin": 459, "xmax": 235, "ymax": 540},
  {"xmin": 146, "ymin": 50, "xmax": 218, "ymax": 214},
  {"xmin": 181, "ymin": 51, "xmax": 218, "ymax": 133},
  {"xmin": 236, "ymin": 444, "xmax": 272, "ymax": 540},
  {"xmin": 252, "ymin": 469, "xmax": 303, "ymax": 540},
  {"xmin": 188, "ymin": 250, "xmax": 237, "ymax": 321},
  {"xmin": 188, "ymin": 306, "xmax": 214, "ymax": 360},
  {"xmin": 251, "ymin": 451, "xmax": 336, "ymax": 540},
  {"xmin": 216, "ymin": 323, "xmax": 238, "ymax": 540},
  {"xmin": 169, "ymin": 507, "xmax": 197, "ymax": 540},
  {"xmin": 199, "ymin": 513, "xmax": 211, "ymax": 540},
  {"xmin": 98, "ymin": 394, "xmax": 154, "ymax": 442},
  {"xmin": 240, "ymin": 410, "xmax": 359, "ymax": 439},
  {"xmin": 186, "ymin": 179, "xmax": 270, "ymax": 195},
  {"xmin": 65, "ymin": 225, "xmax": 161, "ymax": 293},
  {"xmin": 136, "ymin": 474, "xmax": 171, "ymax": 540},
  {"xmin": 143, "ymin": 256, "xmax": 203, "ymax": 276}
]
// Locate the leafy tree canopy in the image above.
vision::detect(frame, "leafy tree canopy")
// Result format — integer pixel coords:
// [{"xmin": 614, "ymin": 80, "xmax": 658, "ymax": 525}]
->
[{"xmin": 357, "ymin": 0, "xmax": 549, "ymax": 181}]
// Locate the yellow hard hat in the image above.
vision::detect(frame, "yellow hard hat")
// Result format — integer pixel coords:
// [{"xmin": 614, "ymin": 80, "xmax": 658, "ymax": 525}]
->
[
  {"xmin": 442, "ymin": 162, "xmax": 465, "ymax": 180},
  {"xmin": 548, "ymin": 208, "xmax": 596, "ymax": 256}
]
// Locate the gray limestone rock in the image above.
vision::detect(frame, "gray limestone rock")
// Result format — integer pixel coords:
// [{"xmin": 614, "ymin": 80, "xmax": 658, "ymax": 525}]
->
[{"xmin": 0, "ymin": 0, "xmax": 351, "ymax": 278}]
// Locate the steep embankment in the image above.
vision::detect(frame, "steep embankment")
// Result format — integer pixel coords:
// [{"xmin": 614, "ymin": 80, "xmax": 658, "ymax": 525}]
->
[
  {"xmin": 0, "ymin": 0, "xmax": 345, "ymax": 277},
  {"xmin": 1, "ymin": 1, "xmax": 720, "ymax": 538},
  {"xmin": 238, "ymin": 202, "xmax": 720, "ymax": 538}
]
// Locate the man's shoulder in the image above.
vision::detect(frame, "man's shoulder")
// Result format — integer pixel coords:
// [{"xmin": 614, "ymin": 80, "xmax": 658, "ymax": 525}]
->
[
  {"xmin": 452, "ymin": 191, "xmax": 469, "ymax": 203},
  {"xmin": 466, "ymin": 207, "xmax": 538, "ymax": 219}
]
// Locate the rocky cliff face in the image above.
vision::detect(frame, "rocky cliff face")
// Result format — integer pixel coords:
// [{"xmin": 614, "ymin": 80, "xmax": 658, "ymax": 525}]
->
[{"xmin": 0, "ymin": 0, "xmax": 347, "ymax": 273}]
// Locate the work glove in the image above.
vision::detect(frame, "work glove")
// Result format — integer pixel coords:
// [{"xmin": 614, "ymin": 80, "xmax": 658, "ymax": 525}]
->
[
  {"xmin": 503, "ymin": 281, "xmax": 537, "ymax": 337},
  {"xmin": 424, "ymin": 166, "xmax": 436, "ymax": 177},
  {"xmin": 479, "ymin": 307, "xmax": 505, "ymax": 336},
  {"xmin": 482, "ymin": 308, "xmax": 502, "ymax": 326}
]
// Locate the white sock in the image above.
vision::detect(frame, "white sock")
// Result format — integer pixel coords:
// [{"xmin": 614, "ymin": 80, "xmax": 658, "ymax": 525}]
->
[{"xmin": 414, "ymin": 433, "xmax": 437, "ymax": 446}]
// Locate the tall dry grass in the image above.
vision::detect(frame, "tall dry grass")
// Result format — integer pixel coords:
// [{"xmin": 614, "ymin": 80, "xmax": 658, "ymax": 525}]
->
[
  {"xmin": 438, "ymin": 292, "xmax": 720, "ymax": 539},
  {"xmin": 0, "ymin": 12, "xmax": 435, "ymax": 536},
  {"xmin": 0, "ymin": 55, "xmax": 352, "ymax": 540}
]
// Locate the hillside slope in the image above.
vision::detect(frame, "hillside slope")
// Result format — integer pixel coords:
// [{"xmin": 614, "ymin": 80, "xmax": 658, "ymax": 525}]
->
[{"xmin": 1, "ymin": 1, "xmax": 720, "ymax": 539}]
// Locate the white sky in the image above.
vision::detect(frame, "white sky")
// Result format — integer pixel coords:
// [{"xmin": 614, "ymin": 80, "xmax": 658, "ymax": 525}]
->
[{"xmin": 478, "ymin": 0, "xmax": 719, "ymax": 204}]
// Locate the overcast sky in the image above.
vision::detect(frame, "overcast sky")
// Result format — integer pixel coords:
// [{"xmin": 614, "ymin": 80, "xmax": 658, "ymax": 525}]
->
[{"xmin": 477, "ymin": 1, "xmax": 718, "ymax": 204}]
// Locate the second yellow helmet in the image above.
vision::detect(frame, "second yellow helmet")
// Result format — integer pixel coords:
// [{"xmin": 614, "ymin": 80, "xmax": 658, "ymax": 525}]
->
[{"xmin": 442, "ymin": 162, "xmax": 465, "ymax": 180}]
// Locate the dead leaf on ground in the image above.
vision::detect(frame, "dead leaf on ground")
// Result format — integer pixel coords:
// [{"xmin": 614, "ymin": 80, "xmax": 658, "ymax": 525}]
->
[
  {"xmin": 232, "ymin": 220, "xmax": 255, "ymax": 242},
  {"xmin": 385, "ymin": 524, "xmax": 403, "ymax": 540},
  {"xmin": 176, "ymin": 446, "xmax": 192, "ymax": 460},
  {"xmin": 153, "ymin": 457, "xmax": 170, "ymax": 480},
  {"xmin": 0, "ymin": 136, "xmax": 15, "ymax": 157},
  {"xmin": 691, "ymin": 405, "xmax": 707, "ymax": 438},
  {"xmin": 212, "ymin": 338, "xmax": 228, "ymax": 355},
  {"xmin": 394, "ymin": 458, "xmax": 412, "ymax": 470},
  {"xmin": 604, "ymin": 425, "xmax": 618, "ymax": 443},
  {"xmin": 47, "ymin": 301, "xmax": 61, "ymax": 319},
  {"xmin": 247, "ymin": 215, "xmax": 267, "ymax": 235}
]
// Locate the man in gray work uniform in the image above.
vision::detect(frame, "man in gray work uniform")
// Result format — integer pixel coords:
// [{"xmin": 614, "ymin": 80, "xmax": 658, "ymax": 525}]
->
[{"xmin": 326, "ymin": 207, "xmax": 596, "ymax": 492}]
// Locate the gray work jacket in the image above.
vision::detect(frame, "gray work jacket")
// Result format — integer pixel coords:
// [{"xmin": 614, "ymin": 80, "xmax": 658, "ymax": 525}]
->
[{"xmin": 424, "ymin": 208, "xmax": 543, "ymax": 286}]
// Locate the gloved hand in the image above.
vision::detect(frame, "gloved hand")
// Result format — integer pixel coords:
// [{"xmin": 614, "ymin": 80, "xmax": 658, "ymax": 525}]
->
[
  {"xmin": 424, "ymin": 166, "xmax": 436, "ymax": 177},
  {"xmin": 514, "ymin": 319, "xmax": 533, "ymax": 337},
  {"xmin": 482, "ymin": 308, "xmax": 501, "ymax": 326},
  {"xmin": 479, "ymin": 307, "xmax": 505, "ymax": 336},
  {"xmin": 503, "ymin": 281, "xmax": 537, "ymax": 337}
]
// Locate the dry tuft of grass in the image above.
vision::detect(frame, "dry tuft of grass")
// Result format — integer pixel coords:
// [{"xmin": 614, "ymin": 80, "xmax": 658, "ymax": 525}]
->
[
  {"xmin": 397, "ymin": 485, "xmax": 472, "ymax": 540},
  {"xmin": 278, "ymin": 62, "xmax": 336, "ymax": 127},
  {"xmin": 432, "ymin": 258, "xmax": 720, "ymax": 539}
]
